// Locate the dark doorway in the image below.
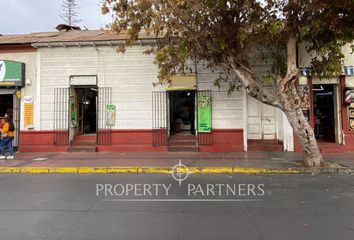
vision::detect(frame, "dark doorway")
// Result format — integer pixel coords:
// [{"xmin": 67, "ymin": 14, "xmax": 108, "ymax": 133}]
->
[
  {"xmin": 313, "ymin": 84, "xmax": 336, "ymax": 142},
  {"xmin": 0, "ymin": 94, "xmax": 13, "ymax": 118},
  {"xmin": 0, "ymin": 93, "xmax": 20, "ymax": 148},
  {"xmin": 76, "ymin": 87, "xmax": 97, "ymax": 135},
  {"xmin": 169, "ymin": 90, "xmax": 196, "ymax": 135}
]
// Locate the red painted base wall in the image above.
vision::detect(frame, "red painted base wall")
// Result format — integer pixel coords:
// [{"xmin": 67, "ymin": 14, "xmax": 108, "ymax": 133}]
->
[
  {"xmin": 199, "ymin": 129, "xmax": 244, "ymax": 152},
  {"xmin": 294, "ymin": 132, "xmax": 354, "ymax": 153},
  {"xmin": 19, "ymin": 131, "xmax": 68, "ymax": 152},
  {"xmin": 19, "ymin": 129, "xmax": 244, "ymax": 153}
]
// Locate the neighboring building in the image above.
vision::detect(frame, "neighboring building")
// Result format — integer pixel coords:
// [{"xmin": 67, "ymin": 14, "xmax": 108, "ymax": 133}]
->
[
  {"xmin": 0, "ymin": 39, "xmax": 37, "ymax": 149},
  {"xmin": 0, "ymin": 29, "xmax": 352, "ymax": 153},
  {"xmin": 298, "ymin": 44, "xmax": 354, "ymax": 153}
]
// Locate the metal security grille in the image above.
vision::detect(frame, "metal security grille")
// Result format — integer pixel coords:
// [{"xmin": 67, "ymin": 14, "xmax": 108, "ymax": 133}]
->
[
  {"xmin": 152, "ymin": 91, "xmax": 168, "ymax": 146},
  {"xmin": 53, "ymin": 88, "xmax": 69, "ymax": 145},
  {"xmin": 197, "ymin": 90, "xmax": 213, "ymax": 146},
  {"xmin": 97, "ymin": 87, "xmax": 112, "ymax": 145}
]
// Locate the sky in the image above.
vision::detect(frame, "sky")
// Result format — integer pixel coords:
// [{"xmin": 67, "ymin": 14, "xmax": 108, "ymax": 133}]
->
[{"xmin": 0, "ymin": 0, "xmax": 112, "ymax": 35}]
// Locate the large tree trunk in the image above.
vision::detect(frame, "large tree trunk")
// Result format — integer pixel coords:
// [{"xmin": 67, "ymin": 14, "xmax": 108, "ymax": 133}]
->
[
  {"xmin": 283, "ymin": 107, "xmax": 323, "ymax": 167},
  {"xmin": 278, "ymin": 34, "xmax": 323, "ymax": 167},
  {"xmin": 230, "ymin": 34, "xmax": 324, "ymax": 167}
]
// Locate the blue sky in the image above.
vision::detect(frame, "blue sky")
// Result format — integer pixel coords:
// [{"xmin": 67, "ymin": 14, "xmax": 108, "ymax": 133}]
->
[{"xmin": 0, "ymin": 0, "xmax": 112, "ymax": 34}]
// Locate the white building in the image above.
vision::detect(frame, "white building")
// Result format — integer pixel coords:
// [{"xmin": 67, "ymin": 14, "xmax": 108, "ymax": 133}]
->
[{"xmin": 5, "ymin": 29, "xmax": 353, "ymax": 153}]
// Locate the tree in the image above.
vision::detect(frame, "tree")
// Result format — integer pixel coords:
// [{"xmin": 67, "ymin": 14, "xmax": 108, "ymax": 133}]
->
[
  {"xmin": 59, "ymin": 0, "xmax": 81, "ymax": 26},
  {"xmin": 101, "ymin": 0, "xmax": 354, "ymax": 167}
]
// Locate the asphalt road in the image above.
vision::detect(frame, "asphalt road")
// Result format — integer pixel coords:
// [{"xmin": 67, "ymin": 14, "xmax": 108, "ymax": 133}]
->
[{"xmin": 0, "ymin": 173, "xmax": 353, "ymax": 240}]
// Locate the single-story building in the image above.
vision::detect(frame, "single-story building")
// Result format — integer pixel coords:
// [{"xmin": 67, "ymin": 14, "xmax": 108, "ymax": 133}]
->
[{"xmin": 0, "ymin": 29, "xmax": 353, "ymax": 153}]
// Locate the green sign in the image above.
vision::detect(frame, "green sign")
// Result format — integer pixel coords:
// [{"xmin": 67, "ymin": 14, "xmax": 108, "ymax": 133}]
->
[
  {"xmin": 0, "ymin": 60, "xmax": 25, "ymax": 87},
  {"xmin": 106, "ymin": 105, "xmax": 116, "ymax": 126},
  {"xmin": 70, "ymin": 97, "xmax": 77, "ymax": 127},
  {"xmin": 198, "ymin": 96, "xmax": 211, "ymax": 132}
]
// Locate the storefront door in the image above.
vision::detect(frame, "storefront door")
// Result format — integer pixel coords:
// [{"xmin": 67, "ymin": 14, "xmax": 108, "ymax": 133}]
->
[
  {"xmin": 312, "ymin": 84, "xmax": 339, "ymax": 143},
  {"xmin": 168, "ymin": 90, "xmax": 196, "ymax": 136},
  {"xmin": 247, "ymin": 95, "xmax": 277, "ymax": 140},
  {"xmin": 0, "ymin": 90, "xmax": 20, "ymax": 147}
]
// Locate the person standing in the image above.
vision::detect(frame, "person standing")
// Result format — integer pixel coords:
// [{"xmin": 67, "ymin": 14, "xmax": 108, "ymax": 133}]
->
[{"xmin": 0, "ymin": 116, "xmax": 15, "ymax": 159}]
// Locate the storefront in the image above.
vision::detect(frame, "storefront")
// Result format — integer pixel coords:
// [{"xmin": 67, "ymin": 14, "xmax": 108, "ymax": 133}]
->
[
  {"xmin": 0, "ymin": 30, "xmax": 294, "ymax": 153},
  {"xmin": 0, "ymin": 60, "xmax": 25, "ymax": 148},
  {"xmin": 1, "ymin": 30, "xmax": 354, "ymax": 154}
]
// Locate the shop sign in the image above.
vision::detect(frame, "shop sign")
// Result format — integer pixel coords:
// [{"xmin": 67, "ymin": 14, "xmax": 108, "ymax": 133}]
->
[
  {"xmin": 197, "ymin": 96, "xmax": 211, "ymax": 133},
  {"xmin": 106, "ymin": 105, "xmax": 116, "ymax": 126},
  {"xmin": 24, "ymin": 96, "xmax": 33, "ymax": 129},
  {"xmin": 70, "ymin": 97, "xmax": 77, "ymax": 127},
  {"xmin": 0, "ymin": 60, "xmax": 25, "ymax": 87}
]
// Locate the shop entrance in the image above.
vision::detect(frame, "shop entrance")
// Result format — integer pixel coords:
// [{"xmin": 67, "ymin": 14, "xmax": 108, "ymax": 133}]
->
[
  {"xmin": 169, "ymin": 90, "xmax": 196, "ymax": 136},
  {"xmin": 313, "ymin": 84, "xmax": 337, "ymax": 143},
  {"xmin": 0, "ymin": 92, "xmax": 20, "ymax": 148},
  {"xmin": 74, "ymin": 87, "xmax": 97, "ymax": 135},
  {"xmin": 168, "ymin": 90, "xmax": 197, "ymax": 151}
]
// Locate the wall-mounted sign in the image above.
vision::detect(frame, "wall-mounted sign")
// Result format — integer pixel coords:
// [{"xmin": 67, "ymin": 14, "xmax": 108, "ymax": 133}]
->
[
  {"xmin": 166, "ymin": 74, "xmax": 197, "ymax": 90},
  {"xmin": 106, "ymin": 105, "xmax": 116, "ymax": 126},
  {"xmin": 70, "ymin": 97, "xmax": 77, "ymax": 127},
  {"xmin": 197, "ymin": 96, "xmax": 211, "ymax": 133},
  {"xmin": 0, "ymin": 60, "xmax": 25, "ymax": 87},
  {"xmin": 24, "ymin": 96, "xmax": 33, "ymax": 129},
  {"xmin": 69, "ymin": 75, "xmax": 97, "ymax": 86}
]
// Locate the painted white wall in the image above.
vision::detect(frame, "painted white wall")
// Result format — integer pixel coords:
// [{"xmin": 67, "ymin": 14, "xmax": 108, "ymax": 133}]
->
[
  {"xmin": 282, "ymin": 112, "xmax": 294, "ymax": 151},
  {"xmin": 38, "ymin": 45, "xmax": 245, "ymax": 131},
  {"xmin": 299, "ymin": 43, "xmax": 354, "ymax": 68},
  {"xmin": 196, "ymin": 65, "xmax": 244, "ymax": 129},
  {"xmin": 0, "ymin": 51, "xmax": 37, "ymax": 131},
  {"xmin": 38, "ymin": 45, "xmax": 160, "ymax": 130}
]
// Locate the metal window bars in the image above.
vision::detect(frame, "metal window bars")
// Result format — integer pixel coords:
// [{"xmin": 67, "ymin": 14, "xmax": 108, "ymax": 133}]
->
[
  {"xmin": 53, "ymin": 88, "xmax": 69, "ymax": 145},
  {"xmin": 97, "ymin": 87, "xmax": 112, "ymax": 145},
  {"xmin": 152, "ymin": 91, "xmax": 168, "ymax": 146}
]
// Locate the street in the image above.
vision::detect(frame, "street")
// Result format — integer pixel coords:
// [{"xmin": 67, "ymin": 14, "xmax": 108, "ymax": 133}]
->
[{"xmin": 0, "ymin": 173, "xmax": 353, "ymax": 240}]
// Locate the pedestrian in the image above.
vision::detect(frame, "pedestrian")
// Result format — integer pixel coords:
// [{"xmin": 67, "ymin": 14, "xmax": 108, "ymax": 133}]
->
[{"xmin": 0, "ymin": 116, "xmax": 15, "ymax": 159}]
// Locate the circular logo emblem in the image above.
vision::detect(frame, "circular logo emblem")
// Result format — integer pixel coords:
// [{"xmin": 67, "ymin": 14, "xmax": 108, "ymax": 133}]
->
[{"xmin": 171, "ymin": 160, "xmax": 190, "ymax": 186}]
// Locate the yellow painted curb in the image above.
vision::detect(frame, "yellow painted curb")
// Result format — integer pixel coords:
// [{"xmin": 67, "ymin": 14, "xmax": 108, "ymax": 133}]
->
[
  {"xmin": 0, "ymin": 167, "xmax": 301, "ymax": 174},
  {"xmin": 142, "ymin": 168, "xmax": 170, "ymax": 173},
  {"xmin": 0, "ymin": 167, "xmax": 21, "ymax": 173},
  {"xmin": 49, "ymin": 168, "xmax": 78, "ymax": 174},
  {"xmin": 78, "ymin": 168, "xmax": 108, "ymax": 174},
  {"xmin": 20, "ymin": 168, "xmax": 49, "ymax": 174},
  {"xmin": 200, "ymin": 168, "xmax": 233, "ymax": 174},
  {"xmin": 107, "ymin": 168, "xmax": 139, "ymax": 173}
]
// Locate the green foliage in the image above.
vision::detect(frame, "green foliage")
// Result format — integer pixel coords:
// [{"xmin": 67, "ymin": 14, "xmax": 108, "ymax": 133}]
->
[{"xmin": 102, "ymin": 0, "xmax": 354, "ymax": 89}]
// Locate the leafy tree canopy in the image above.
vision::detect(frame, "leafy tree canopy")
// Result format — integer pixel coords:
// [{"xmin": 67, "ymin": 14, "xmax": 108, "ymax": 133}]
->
[{"xmin": 102, "ymin": 0, "xmax": 354, "ymax": 82}]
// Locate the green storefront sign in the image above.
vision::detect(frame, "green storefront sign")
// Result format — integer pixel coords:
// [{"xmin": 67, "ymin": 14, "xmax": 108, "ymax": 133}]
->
[
  {"xmin": 70, "ymin": 97, "xmax": 77, "ymax": 127},
  {"xmin": 197, "ymin": 96, "xmax": 211, "ymax": 133},
  {"xmin": 0, "ymin": 60, "xmax": 25, "ymax": 87},
  {"xmin": 106, "ymin": 104, "xmax": 116, "ymax": 126}
]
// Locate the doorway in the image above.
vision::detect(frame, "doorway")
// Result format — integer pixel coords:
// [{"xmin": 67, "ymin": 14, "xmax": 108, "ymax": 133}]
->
[
  {"xmin": 313, "ymin": 84, "xmax": 336, "ymax": 142},
  {"xmin": 0, "ymin": 93, "xmax": 20, "ymax": 148},
  {"xmin": 247, "ymin": 95, "xmax": 277, "ymax": 140},
  {"xmin": 169, "ymin": 90, "xmax": 196, "ymax": 136},
  {"xmin": 75, "ymin": 87, "xmax": 97, "ymax": 135}
]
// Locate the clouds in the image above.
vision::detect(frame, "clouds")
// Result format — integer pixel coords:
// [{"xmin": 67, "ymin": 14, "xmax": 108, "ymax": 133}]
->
[{"xmin": 0, "ymin": 0, "xmax": 111, "ymax": 34}]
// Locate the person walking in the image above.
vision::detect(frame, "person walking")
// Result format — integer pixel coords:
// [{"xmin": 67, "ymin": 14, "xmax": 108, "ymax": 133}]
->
[{"xmin": 0, "ymin": 116, "xmax": 15, "ymax": 159}]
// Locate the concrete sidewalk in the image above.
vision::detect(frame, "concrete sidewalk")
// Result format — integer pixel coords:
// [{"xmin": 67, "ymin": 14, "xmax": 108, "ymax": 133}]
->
[{"xmin": 0, "ymin": 151, "xmax": 354, "ymax": 174}]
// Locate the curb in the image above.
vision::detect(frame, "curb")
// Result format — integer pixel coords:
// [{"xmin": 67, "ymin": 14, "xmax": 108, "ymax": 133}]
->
[{"xmin": 0, "ymin": 166, "xmax": 352, "ymax": 174}]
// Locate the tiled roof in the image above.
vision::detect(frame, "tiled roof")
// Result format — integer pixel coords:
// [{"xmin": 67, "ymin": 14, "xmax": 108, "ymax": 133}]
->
[{"xmin": 0, "ymin": 30, "xmax": 155, "ymax": 45}]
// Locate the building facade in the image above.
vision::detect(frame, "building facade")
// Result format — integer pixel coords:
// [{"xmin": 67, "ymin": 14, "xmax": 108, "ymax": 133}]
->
[{"xmin": 0, "ymin": 30, "xmax": 353, "ymax": 153}]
